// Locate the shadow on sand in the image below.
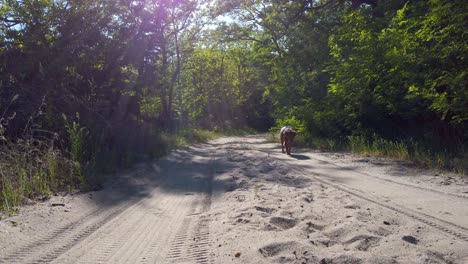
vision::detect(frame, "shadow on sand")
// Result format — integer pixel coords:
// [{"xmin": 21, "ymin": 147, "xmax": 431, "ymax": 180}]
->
[{"xmin": 290, "ymin": 154, "xmax": 311, "ymax": 160}]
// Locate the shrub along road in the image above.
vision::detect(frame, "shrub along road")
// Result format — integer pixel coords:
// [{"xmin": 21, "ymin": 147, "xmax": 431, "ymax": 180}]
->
[{"xmin": 0, "ymin": 135, "xmax": 467, "ymax": 263}]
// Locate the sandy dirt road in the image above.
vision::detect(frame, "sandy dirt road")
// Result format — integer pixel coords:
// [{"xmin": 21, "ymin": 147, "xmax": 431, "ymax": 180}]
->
[{"xmin": 1, "ymin": 135, "xmax": 467, "ymax": 263}]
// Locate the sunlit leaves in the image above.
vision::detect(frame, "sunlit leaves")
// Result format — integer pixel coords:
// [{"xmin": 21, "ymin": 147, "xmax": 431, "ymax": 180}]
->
[{"xmin": 325, "ymin": 0, "xmax": 466, "ymax": 146}]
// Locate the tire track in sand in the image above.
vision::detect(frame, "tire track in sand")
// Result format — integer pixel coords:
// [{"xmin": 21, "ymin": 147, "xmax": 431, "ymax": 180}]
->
[
  {"xmin": 165, "ymin": 153, "xmax": 215, "ymax": 264},
  {"xmin": 294, "ymin": 169, "xmax": 468, "ymax": 242},
  {"xmin": 0, "ymin": 195, "xmax": 141, "ymax": 264},
  {"xmin": 53, "ymin": 151, "xmax": 216, "ymax": 264},
  {"xmin": 1, "ymin": 146, "xmax": 217, "ymax": 264},
  {"xmin": 307, "ymin": 155, "xmax": 468, "ymax": 200},
  {"xmin": 247, "ymin": 137, "xmax": 468, "ymax": 242}
]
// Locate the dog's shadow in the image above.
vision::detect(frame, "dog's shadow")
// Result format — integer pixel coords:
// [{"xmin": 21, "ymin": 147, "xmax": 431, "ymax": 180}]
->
[{"xmin": 290, "ymin": 154, "xmax": 311, "ymax": 160}]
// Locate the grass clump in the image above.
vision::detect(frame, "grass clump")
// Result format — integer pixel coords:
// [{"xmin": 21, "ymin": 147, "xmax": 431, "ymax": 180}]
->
[
  {"xmin": 171, "ymin": 127, "xmax": 256, "ymax": 147},
  {"xmin": 176, "ymin": 129, "xmax": 222, "ymax": 145},
  {"xmin": 348, "ymin": 134, "xmax": 409, "ymax": 160},
  {"xmin": 347, "ymin": 134, "xmax": 466, "ymax": 174},
  {"xmin": 0, "ymin": 99, "xmax": 78, "ymax": 213},
  {"xmin": 0, "ymin": 138, "xmax": 73, "ymax": 212}
]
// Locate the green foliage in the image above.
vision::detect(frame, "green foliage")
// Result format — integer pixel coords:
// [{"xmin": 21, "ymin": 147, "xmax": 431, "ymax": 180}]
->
[
  {"xmin": 178, "ymin": 45, "xmax": 273, "ymax": 131},
  {"xmin": 347, "ymin": 135, "xmax": 466, "ymax": 174},
  {"xmin": 1, "ymin": 0, "xmax": 467, "ymax": 212},
  {"xmin": 348, "ymin": 134, "xmax": 409, "ymax": 160},
  {"xmin": 270, "ymin": 116, "xmax": 304, "ymax": 134},
  {"xmin": 177, "ymin": 129, "xmax": 222, "ymax": 146},
  {"xmin": 325, "ymin": 0, "xmax": 467, "ymax": 144},
  {"xmin": 227, "ymin": 0, "xmax": 466, "ymax": 172},
  {"xmin": 64, "ymin": 113, "xmax": 88, "ymax": 187}
]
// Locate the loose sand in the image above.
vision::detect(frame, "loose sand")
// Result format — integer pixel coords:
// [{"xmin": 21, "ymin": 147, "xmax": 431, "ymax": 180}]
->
[{"xmin": 1, "ymin": 135, "xmax": 467, "ymax": 263}]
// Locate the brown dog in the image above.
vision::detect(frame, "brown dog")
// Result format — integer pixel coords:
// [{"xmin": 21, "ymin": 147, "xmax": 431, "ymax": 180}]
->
[{"xmin": 280, "ymin": 126, "xmax": 296, "ymax": 155}]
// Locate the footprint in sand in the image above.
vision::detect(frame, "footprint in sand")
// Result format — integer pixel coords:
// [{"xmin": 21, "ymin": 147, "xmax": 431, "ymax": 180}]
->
[
  {"xmin": 269, "ymin": 217, "xmax": 298, "ymax": 230},
  {"xmin": 368, "ymin": 256, "xmax": 399, "ymax": 264},
  {"xmin": 308, "ymin": 234, "xmax": 336, "ymax": 248},
  {"xmin": 368, "ymin": 226, "xmax": 392, "ymax": 237},
  {"xmin": 323, "ymin": 225, "xmax": 349, "ymax": 240},
  {"xmin": 304, "ymin": 221, "xmax": 325, "ymax": 233},
  {"xmin": 355, "ymin": 211, "xmax": 373, "ymax": 222},
  {"xmin": 321, "ymin": 254, "xmax": 363, "ymax": 264},
  {"xmin": 258, "ymin": 241, "xmax": 298, "ymax": 257},
  {"xmin": 344, "ymin": 234, "xmax": 381, "ymax": 251},
  {"xmin": 254, "ymin": 206, "xmax": 275, "ymax": 214},
  {"xmin": 235, "ymin": 217, "xmax": 250, "ymax": 224}
]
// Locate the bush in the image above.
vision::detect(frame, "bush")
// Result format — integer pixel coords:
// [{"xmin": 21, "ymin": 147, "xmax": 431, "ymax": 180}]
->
[{"xmin": 270, "ymin": 116, "xmax": 305, "ymax": 133}]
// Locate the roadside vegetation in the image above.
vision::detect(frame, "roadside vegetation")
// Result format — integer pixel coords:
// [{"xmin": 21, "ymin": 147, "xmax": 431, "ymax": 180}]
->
[
  {"xmin": 1, "ymin": 0, "xmax": 466, "ymax": 212},
  {"xmin": 0, "ymin": 126, "xmax": 245, "ymax": 213},
  {"xmin": 267, "ymin": 132, "xmax": 466, "ymax": 175}
]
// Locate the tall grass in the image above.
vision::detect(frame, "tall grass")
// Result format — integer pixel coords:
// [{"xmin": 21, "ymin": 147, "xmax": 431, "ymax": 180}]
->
[
  {"xmin": 347, "ymin": 134, "xmax": 466, "ymax": 174},
  {"xmin": 266, "ymin": 132, "xmax": 466, "ymax": 175},
  {"xmin": 0, "ymin": 97, "xmax": 77, "ymax": 212},
  {"xmin": 65, "ymin": 115, "xmax": 88, "ymax": 190},
  {"xmin": 0, "ymin": 138, "xmax": 73, "ymax": 212},
  {"xmin": 0, "ymin": 123, "xmax": 246, "ymax": 213},
  {"xmin": 348, "ymin": 134, "xmax": 409, "ymax": 160}
]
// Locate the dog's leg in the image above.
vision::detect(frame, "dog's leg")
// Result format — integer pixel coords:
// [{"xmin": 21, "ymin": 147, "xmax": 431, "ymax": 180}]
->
[
  {"xmin": 281, "ymin": 134, "xmax": 285, "ymax": 153},
  {"xmin": 286, "ymin": 138, "xmax": 291, "ymax": 155}
]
